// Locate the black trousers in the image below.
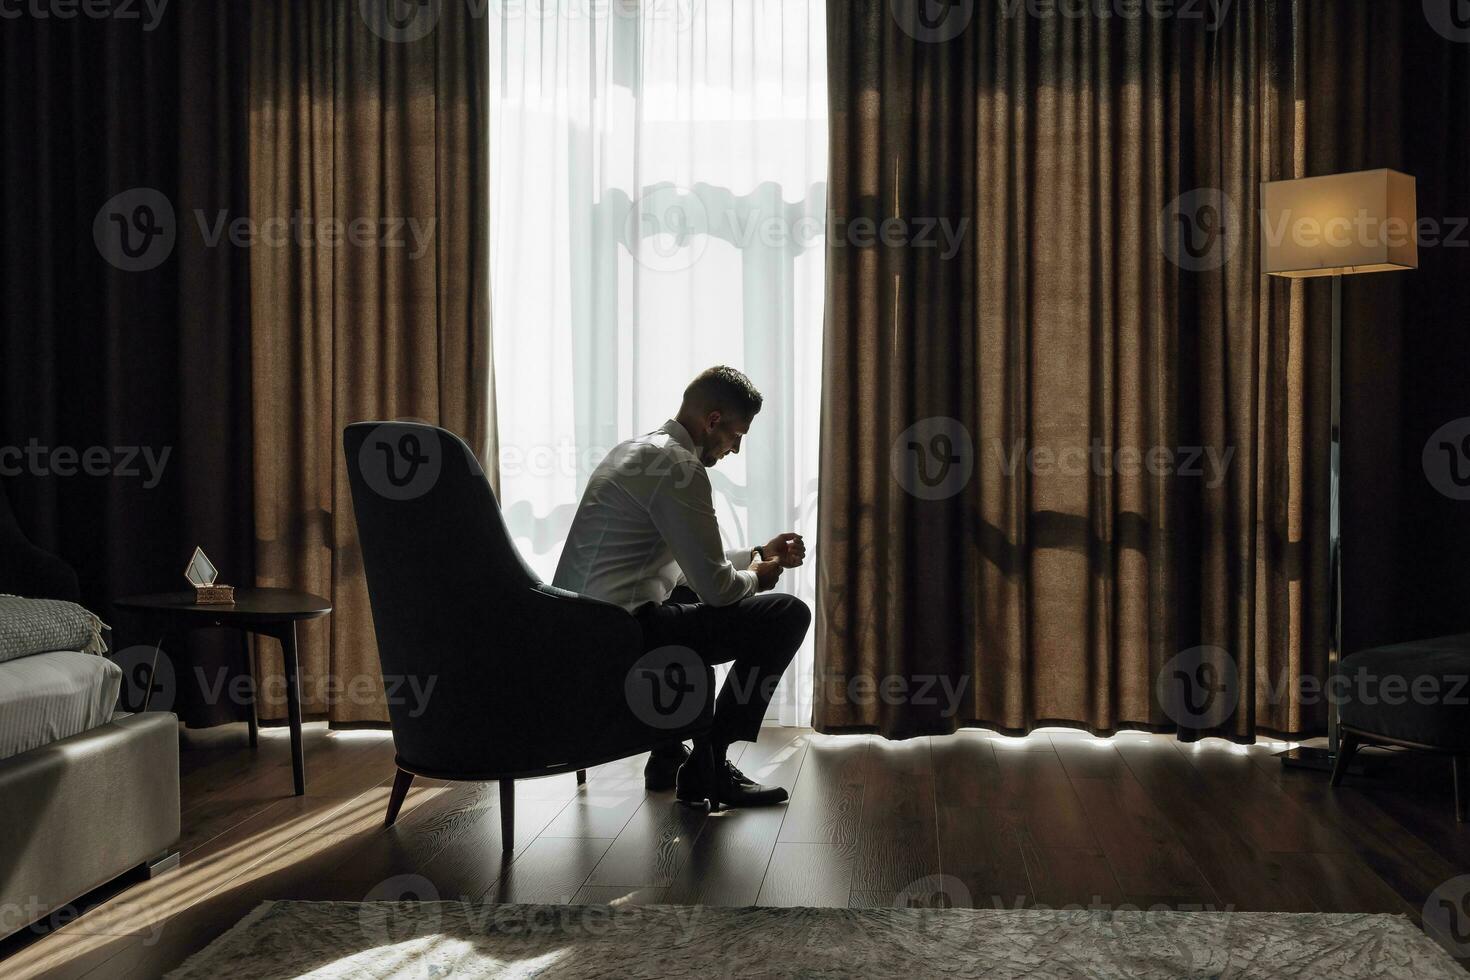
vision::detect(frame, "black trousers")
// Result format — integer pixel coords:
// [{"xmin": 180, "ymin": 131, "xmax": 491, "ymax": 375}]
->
[{"xmin": 635, "ymin": 586, "xmax": 810, "ymax": 748}]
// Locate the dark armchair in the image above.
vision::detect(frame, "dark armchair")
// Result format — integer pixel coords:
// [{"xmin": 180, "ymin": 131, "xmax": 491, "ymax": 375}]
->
[
  {"xmin": 343, "ymin": 422, "xmax": 711, "ymax": 850},
  {"xmin": 1331, "ymin": 634, "xmax": 1470, "ymax": 822}
]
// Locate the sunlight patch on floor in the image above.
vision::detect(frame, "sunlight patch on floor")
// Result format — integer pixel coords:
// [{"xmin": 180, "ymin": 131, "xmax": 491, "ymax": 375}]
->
[{"xmin": 314, "ymin": 936, "xmax": 567, "ymax": 979}]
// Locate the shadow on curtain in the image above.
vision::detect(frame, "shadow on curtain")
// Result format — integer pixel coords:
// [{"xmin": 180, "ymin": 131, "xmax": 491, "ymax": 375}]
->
[
  {"xmin": 816, "ymin": 0, "xmax": 1469, "ymax": 742},
  {"xmin": 248, "ymin": 0, "xmax": 493, "ymax": 724}
]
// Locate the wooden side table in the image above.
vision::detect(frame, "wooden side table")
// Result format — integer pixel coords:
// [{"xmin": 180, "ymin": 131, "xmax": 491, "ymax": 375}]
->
[{"xmin": 114, "ymin": 588, "xmax": 332, "ymax": 796}]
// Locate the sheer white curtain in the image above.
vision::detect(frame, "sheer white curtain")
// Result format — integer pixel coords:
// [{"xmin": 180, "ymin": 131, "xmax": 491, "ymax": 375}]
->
[{"xmin": 489, "ymin": 1, "xmax": 828, "ymax": 726}]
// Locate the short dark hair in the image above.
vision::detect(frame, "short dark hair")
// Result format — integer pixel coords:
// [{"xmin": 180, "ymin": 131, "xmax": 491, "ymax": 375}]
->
[{"xmin": 682, "ymin": 366, "xmax": 763, "ymax": 420}]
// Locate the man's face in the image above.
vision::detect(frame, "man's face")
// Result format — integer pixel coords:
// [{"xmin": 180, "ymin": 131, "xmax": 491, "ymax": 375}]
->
[{"xmin": 698, "ymin": 411, "xmax": 750, "ymax": 467}]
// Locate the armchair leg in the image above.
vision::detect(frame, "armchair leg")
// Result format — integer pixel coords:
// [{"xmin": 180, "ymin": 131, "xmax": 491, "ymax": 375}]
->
[
  {"xmin": 500, "ymin": 778, "xmax": 515, "ymax": 852},
  {"xmin": 577, "ymin": 769, "xmax": 587, "ymax": 785},
  {"xmin": 385, "ymin": 768, "xmax": 415, "ymax": 827},
  {"xmin": 1330, "ymin": 732, "xmax": 1361, "ymax": 787},
  {"xmin": 1454, "ymin": 756, "xmax": 1468, "ymax": 824}
]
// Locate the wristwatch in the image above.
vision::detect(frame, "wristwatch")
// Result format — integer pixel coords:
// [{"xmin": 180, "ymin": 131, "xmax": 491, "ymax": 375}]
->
[{"xmin": 752, "ymin": 545, "xmax": 766, "ymax": 563}]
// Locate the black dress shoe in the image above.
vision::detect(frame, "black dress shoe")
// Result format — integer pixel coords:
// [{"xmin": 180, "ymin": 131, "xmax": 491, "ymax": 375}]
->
[
  {"xmin": 644, "ymin": 742, "xmax": 691, "ymax": 792},
  {"xmin": 724, "ymin": 760, "xmax": 758, "ymax": 787},
  {"xmin": 676, "ymin": 748, "xmax": 788, "ymax": 809},
  {"xmin": 717, "ymin": 769, "xmax": 788, "ymax": 808}
]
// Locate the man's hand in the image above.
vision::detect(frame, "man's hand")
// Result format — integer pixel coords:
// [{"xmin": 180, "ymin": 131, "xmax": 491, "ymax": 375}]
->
[
  {"xmin": 752, "ymin": 557, "xmax": 784, "ymax": 592},
  {"xmin": 762, "ymin": 532, "xmax": 807, "ymax": 569}
]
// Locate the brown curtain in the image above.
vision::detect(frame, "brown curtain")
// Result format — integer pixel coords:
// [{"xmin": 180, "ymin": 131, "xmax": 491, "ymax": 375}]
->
[
  {"xmin": 1, "ymin": 0, "xmax": 256, "ymax": 729},
  {"xmin": 248, "ymin": 1, "xmax": 494, "ymax": 725},
  {"xmin": 817, "ymin": 1, "xmax": 1466, "ymax": 741}
]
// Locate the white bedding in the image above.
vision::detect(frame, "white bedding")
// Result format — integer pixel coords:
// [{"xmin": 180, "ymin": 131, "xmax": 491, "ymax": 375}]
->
[{"xmin": 0, "ymin": 650, "xmax": 122, "ymax": 761}]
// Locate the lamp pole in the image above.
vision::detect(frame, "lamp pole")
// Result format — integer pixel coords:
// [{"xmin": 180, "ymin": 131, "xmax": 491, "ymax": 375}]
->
[
  {"xmin": 1326, "ymin": 270, "xmax": 1344, "ymax": 758},
  {"xmin": 1280, "ymin": 273, "xmax": 1360, "ymax": 772}
]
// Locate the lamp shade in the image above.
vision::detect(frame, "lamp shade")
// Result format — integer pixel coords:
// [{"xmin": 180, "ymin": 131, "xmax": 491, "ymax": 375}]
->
[{"xmin": 1260, "ymin": 169, "xmax": 1418, "ymax": 278}]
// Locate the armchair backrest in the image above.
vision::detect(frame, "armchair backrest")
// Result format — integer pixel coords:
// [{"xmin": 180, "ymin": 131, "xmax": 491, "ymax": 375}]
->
[{"xmin": 344, "ymin": 421, "xmax": 548, "ymax": 773}]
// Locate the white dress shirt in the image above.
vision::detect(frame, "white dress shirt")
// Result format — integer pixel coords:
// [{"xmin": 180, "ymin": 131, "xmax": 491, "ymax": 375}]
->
[
  {"xmin": 552, "ymin": 420, "xmax": 758, "ymax": 611},
  {"xmin": 552, "ymin": 423, "xmax": 758, "ymax": 614}
]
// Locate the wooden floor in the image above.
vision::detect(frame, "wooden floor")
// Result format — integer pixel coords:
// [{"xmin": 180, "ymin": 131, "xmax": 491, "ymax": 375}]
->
[{"xmin": 4, "ymin": 723, "xmax": 1470, "ymax": 977}]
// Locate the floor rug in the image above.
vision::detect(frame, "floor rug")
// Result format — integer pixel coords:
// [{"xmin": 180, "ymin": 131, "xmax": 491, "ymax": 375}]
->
[{"xmin": 167, "ymin": 900, "xmax": 1466, "ymax": 978}]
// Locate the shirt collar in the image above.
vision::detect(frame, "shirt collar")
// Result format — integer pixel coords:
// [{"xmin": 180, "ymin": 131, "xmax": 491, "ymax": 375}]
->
[{"xmin": 663, "ymin": 419, "xmax": 699, "ymax": 458}]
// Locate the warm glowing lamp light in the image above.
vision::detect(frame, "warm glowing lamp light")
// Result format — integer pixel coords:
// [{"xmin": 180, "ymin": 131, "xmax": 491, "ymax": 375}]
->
[{"xmin": 1262, "ymin": 169, "xmax": 1418, "ymax": 277}]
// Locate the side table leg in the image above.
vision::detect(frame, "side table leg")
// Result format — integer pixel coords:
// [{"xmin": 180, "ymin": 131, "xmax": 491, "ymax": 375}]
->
[
  {"xmin": 280, "ymin": 624, "xmax": 306, "ymax": 795},
  {"xmin": 142, "ymin": 630, "xmax": 169, "ymax": 713},
  {"xmin": 240, "ymin": 632, "xmax": 258, "ymax": 749}
]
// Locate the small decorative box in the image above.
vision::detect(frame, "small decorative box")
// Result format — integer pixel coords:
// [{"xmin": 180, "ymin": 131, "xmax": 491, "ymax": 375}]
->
[
  {"xmin": 185, "ymin": 547, "xmax": 236, "ymax": 605},
  {"xmin": 194, "ymin": 584, "xmax": 236, "ymax": 605}
]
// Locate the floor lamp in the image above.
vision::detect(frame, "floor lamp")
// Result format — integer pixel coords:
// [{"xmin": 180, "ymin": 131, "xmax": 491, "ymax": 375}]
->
[{"xmin": 1261, "ymin": 169, "xmax": 1419, "ymax": 771}]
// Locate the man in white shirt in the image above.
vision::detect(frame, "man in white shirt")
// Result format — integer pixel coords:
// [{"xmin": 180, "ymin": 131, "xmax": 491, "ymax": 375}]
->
[{"xmin": 553, "ymin": 366, "xmax": 810, "ymax": 808}]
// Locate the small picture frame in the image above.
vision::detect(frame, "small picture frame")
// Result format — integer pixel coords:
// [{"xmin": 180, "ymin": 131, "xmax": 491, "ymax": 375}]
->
[{"xmin": 185, "ymin": 547, "xmax": 235, "ymax": 604}]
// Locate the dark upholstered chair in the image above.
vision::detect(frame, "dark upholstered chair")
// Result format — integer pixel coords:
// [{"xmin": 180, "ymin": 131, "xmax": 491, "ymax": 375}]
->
[
  {"xmin": 344, "ymin": 422, "xmax": 712, "ymax": 850},
  {"xmin": 1331, "ymin": 634, "xmax": 1470, "ymax": 822}
]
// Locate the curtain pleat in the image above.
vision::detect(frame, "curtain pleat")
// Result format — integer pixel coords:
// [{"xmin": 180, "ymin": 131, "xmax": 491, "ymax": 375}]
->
[
  {"xmin": 248, "ymin": 0, "xmax": 493, "ymax": 725},
  {"xmin": 816, "ymin": 1, "xmax": 1464, "ymax": 742}
]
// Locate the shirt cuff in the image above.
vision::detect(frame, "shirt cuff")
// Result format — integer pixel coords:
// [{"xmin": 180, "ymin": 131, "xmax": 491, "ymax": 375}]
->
[
  {"xmin": 726, "ymin": 546, "xmax": 755, "ymax": 571},
  {"xmin": 737, "ymin": 569, "xmax": 759, "ymax": 598}
]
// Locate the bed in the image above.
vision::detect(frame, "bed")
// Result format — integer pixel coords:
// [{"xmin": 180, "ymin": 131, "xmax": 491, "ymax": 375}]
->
[
  {"xmin": 0, "ymin": 481, "xmax": 180, "ymax": 939},
  {"xmin": 0, "ymin": 650, "xmax": 123, "ymax": 762}
]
